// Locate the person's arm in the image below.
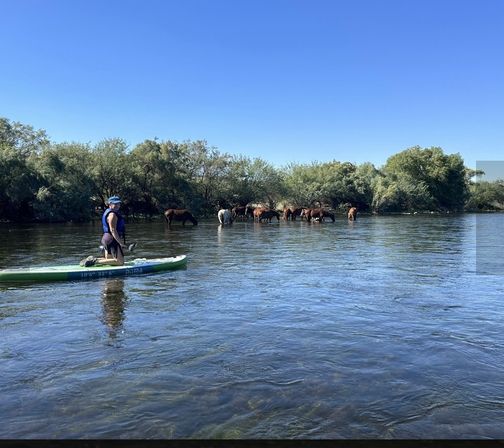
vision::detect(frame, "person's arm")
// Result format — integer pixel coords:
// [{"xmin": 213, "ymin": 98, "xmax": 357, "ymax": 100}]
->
[{"xmin": 107, "ymin": 213, "xmax": 126, "ymax": 247}]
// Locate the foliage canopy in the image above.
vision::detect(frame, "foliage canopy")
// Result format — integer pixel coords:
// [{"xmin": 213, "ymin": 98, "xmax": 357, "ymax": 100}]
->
[{"xmin": 0, "ymin": 117, "xmax": 498, "ymax": 222}]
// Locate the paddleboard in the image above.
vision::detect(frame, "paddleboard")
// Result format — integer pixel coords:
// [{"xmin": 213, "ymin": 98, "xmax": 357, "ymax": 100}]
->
[{"xmin": 0, "ymin": 255, "xmax": 187, "ymax": 283}]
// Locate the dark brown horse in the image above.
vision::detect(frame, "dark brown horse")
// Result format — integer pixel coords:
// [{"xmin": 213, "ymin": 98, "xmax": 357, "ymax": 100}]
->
[
  {"xmin": 283, "ymin": 207, "xmax": 303, "ymax": 221},
  {"xmin": 164, "ymin": 209, "xmax": 198, "ymax": 226},
  {"xmin": 232, "ymin": 205, "xmax": 255, "ymax": 221},
  {"xmin": 347, "ymin": 207, "xmax": 358, "ymax": 221},
  {"xmin": 303, "ymin": 208, "xmax": 335, "ymax": 222},
  {"xmin": 293, "ymin": 207, "xmax": 304, "ymax": 220},
  {"xmin": 254, "ymin": 208, "xmax": 280, "ymax": 223}
]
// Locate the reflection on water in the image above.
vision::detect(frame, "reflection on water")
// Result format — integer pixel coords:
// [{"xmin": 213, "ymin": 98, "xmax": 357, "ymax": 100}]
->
[
  {"xmin": 100, "ymin": 279, "xmax": 127, "ymax": 340},
  {"xmin": 1, "ymin": 215, "xmax": 504, "ymax": 438}
]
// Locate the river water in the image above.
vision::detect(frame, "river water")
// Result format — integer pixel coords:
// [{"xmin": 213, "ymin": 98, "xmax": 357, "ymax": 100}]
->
[{"xmin": 1, "ymin": 214, "xmax": 504, "ymax": 439}]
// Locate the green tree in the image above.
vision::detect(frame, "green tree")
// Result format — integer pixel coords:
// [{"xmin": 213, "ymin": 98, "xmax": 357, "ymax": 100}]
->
[
  {"xmin": 319, "ymin": 161, "xmax": 378, "ymax": 210},
  {"xmin": 32, "ymin": 143, "xmax": 95, "ymax": 221},
  {"xmin": 351, "ymin": 162, "xmax": 380, "ymax": 210},
  {"xmin": 283, "ymin": 162, "xmax": 326, "ymax": 207},
  {"xmin": 283, "ymin": 161, "xmax": 378, "ymax": 210},
  {"xmin": 129, "ymin": 139, "xmax": 195, "ymax": 216},
  {"xmin": 465, "ymin": 180, "xmax": 504, "ymax": 211},
  {"xmin": 89, "ymin": 138, "xmax": 134, "ymax": 212},
  {"xmin": 0, "ymin": 117, "xmax": 49, "ymax": 156},
  {"xmin": 226, "ymin": 156, "xmax": 285, "ymax": 209},
  {"xmin": 378, "ymin": 146, "xmax": 468, "ymax": 212},
  {"xmin": 0, "ymin": 117, "xmax": 49, "ymax": 221},
  {"xmin": 3, "ymin": 116, "xmax": 489, "ymax": 221},
  {"xmin": 372, "ymin": 174, "xmax": 435, "ymax": 212},
  {"xmin": 177, "ymin": 141, "xmax": 232, "ymax": 212}
]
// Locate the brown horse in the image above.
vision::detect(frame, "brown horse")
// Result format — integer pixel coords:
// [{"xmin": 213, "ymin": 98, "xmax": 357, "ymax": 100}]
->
[
  {"xmin": 289, "ymin": 207, "xmax": 303, "ymax": 220},
  {"xmin": 348, "ymin": 207, "xmax": 358, "ymax": 221},
  {"xmin": 254, "ymin": 208, "xmax": 280, "ymax": 223},
  {"xmin": 303, "ymin": 208, "xmax": 335, "ymax": 222},
  {"xmin": 164, "ymin": 209, "xmax": 198, "ymax": 226},
  {"xmin": 300, "ymin": 208, "xmax": 310, "ymax": 221},
  {"xmin": 232, "ymin": 205, "xmax": 255, "ymax": 221},
  {"xmin": 283, "ymin": 207, "xmax": 303, "ymax": 221}
]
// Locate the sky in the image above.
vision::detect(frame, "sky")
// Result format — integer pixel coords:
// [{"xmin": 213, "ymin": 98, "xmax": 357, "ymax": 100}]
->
[
  {"xmin": 477, "ymin": 161, "xmax": 504, "ymax": 181},
  {"xmin": 1, "ymin": 0, "xmax": 503, "ymax": 169}
]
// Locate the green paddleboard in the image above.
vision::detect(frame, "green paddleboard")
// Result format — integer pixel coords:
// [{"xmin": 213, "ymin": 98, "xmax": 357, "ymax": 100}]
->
[{"xmin": 0, "ymin": 255, "xmax": 187, "ymax": 283}]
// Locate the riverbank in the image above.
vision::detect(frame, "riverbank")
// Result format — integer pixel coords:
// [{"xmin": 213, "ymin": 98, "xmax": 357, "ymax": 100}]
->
[{"xmin": 2, "ymin": 209, "xmax": 504, "ymax": 224}]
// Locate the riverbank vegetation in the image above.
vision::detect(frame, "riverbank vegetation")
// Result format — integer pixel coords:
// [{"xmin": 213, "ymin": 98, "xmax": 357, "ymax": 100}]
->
[{"xmin": 1, "ymin": 117, "xmax": 503, "ymax": 222}]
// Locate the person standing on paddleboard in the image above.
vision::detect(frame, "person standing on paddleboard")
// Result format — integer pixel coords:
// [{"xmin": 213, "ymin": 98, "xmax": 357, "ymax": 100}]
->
[{"xmin": 80, "ymin": 196, "xmax": 135, "ymax": 267}]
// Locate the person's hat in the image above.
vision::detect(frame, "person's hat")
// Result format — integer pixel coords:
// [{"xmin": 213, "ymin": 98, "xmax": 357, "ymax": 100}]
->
[{"xmin": 108, "ymin": 195, "xmax": 122, "ymax": 204}]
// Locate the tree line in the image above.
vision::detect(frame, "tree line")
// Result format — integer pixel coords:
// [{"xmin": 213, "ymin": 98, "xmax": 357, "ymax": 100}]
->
[{"xmin": 1, "ymin": 117, "xmax": 503, "ymax": 222}]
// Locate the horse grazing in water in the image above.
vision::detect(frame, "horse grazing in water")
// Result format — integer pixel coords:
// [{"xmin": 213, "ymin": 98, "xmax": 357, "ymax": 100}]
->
[
  {"xmin": 302, "ymin": 208, "xmax": 335, "ymax": 222},
  {"xmin": 218, "ymin": 209, "xmax": 233, "ymax": 225},
  {"xmin": 347, "ymin": 207, "xmax": 358, "ymax": 221},
  {"xmin": 164, "ymin": 209, "xmax": 198, "ymax": 226},
  {"xmin": 283, "ymin": 207, "xmax": 303, "ymax": 221},
  {"xmin": 300, "ymin": 208, "xmax": 311, "ymax": 221},
  {"xmin": 254, "ymin": 208, "xmax": 281, "ymax": 223},
  {"xmin": 232, "ymin": 205, "xmax": 255, "ymax": 221}
]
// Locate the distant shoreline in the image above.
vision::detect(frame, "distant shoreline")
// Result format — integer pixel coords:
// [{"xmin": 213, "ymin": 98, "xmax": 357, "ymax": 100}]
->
[{"xmin": 1, "ymin": 209, "xmax": 503, "ymax": 225}]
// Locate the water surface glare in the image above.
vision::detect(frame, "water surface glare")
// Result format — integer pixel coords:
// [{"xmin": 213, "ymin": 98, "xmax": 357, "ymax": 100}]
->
[{"xmin": 1, "ymin": 214, "xmax": 504, "ymax": 439}]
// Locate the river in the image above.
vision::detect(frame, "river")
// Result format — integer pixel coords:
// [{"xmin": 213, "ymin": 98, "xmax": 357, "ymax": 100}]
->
[{"xmin": 1, "ymin": 214, "xmax": 504, "ymax": 439}]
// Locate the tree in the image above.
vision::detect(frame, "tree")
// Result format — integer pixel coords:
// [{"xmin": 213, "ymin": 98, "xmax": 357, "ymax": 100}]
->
[
  {"xmin": 0, "ymin": 117, "xmax": 49, "ymax": 221},
  {"xmin": 89, "ymin": 138, "xmax": 133, "ymax": 212},
  {"xmin": 283, "ymin": 161, "xmax": 379, "ymax": 210},
  {"xmin": 372, "ymin": 174, "xmax": 435, "ymax": 212},
  {"xmin": 32, "ymin": 142, "xmax": 95, "ymax": 221},
  {"xmin": 379, "ymin": 146, "xmax": 468, "ymax": 212},
  {"xmin": 0, "ymin": 117, "xmax": 49, "ymax": 156},
  {"xmin": 352, "ymin": 162, "xmax": 380, "ymax": 211},
  {"xmin": 2, "ymin": 116, "xmax": 490, "ymax": 221},
  {"xmin": 226, "ymin": 156, "xmax": 285, "ymax": 209},
  {"xmin": 465, "ymin": 180, "xmax": 504, "ymax": 211},
  {"xmin": 283, "ymin": 162, "xmax": 326, "ymax": 207},
  {"xmin": 129, "ymin": 139, "xmax": 195, "ymax": 216},
  {"xmin": 177, "ymin": 141, "xmax": 232, "ymax": 212}
]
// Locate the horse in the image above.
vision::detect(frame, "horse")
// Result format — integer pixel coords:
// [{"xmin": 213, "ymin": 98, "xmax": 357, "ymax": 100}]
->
[
  {"xmin": 254, "ymin": 208, "xmax": 280, "ymax": 223},
  {"xmin": 284, "ymin": 207, "xmax": 303, "ymax": 221},
  {"xmin": 347, "ymin": 207, "xmax": 358, "ymax": 221},
  {"xmin": 303, "ymin": 208, "xmax": 335, "ymax": 222},
  {"xmin": 218, "ymin": 209, "xmax": 233, "ymax": 225},
  {"xmin": 300, "ymin": 208, "xmax": 312, "ymax": 220},
  {"xmin": 164, "ymin": 209, "xmax": 198, "ymax": 226},
  {"xmin": 232, "ymin": 205, "xmax": 255, "ymax": 221}
]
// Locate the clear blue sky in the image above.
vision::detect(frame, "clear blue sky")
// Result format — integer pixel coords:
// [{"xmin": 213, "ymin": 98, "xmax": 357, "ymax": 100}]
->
[{"xmin": 1, "ymin": 0, "xmax": 503, "ymax": 168}]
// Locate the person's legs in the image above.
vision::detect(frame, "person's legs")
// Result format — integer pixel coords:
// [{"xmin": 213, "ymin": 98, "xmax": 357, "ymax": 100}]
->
[
  {"xmin": 95, "ymin": 257, "xmax": 123, "ymax": 266},
  {"xmin": 96, "ymin": 234, "xmax": 124, "ymax": 266}
]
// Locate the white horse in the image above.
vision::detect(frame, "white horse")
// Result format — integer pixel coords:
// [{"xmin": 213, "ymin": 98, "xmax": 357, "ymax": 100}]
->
[{"xmin": 218, "ymin": 209, "xmax": 233, "ymax": 225}]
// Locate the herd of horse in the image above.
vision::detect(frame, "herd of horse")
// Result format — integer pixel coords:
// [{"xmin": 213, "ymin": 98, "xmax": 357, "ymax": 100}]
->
[{"xmin": 164, "ymin": 206, "xmax": 358, "ymax": 226}]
